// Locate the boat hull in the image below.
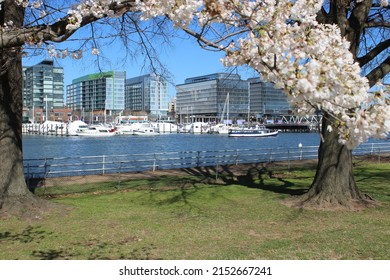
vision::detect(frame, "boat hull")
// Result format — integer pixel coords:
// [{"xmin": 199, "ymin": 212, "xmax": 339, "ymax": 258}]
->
[{"xmin": 228, "ymin": 129, "xmax": 279, "ymax": 137}]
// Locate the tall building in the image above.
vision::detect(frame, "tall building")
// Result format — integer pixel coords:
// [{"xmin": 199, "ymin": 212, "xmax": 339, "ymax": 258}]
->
[
  {"xmin": 248, "ymin": 78, "xmax": 290, "ymax": 116},
  {"xmin": 23, "ymin": 60, "xmax": 64, "ymax": 122},
  {"xmin": 176, "ymin": 73, "xmax": 249, "ymax": 123},
  {"xmin": 125, "ymin": 74, "xmax": 169, "ymax": 118},
  {"xmin": 66, "ymin": 71, "xmax": 125, "ymax": 122},
  {"xmin": 168, "ymin": 97, "xmax": 176, "ymax": 116}
]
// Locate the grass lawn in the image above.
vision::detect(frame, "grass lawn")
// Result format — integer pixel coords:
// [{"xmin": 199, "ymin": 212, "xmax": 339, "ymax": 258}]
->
[{"xmin": 1, "ymin": 160, "xmax": 389, "ymax": 260}]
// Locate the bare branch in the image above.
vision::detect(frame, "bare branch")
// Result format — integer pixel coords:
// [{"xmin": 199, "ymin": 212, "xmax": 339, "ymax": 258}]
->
[
  {"xmin": 366, "ymin": 56, "xmax": 390, "ymax": 87},
  {"xmin": 0, "ymin": 0, "xmax": 136, "ymax": 49},
  {"xmin": 358, "ymin": 38, "xmax": 390, "ymax": 67},
  {"xmin": 365, "ymin": 21, "xmax": 390, "ymax": 28}
]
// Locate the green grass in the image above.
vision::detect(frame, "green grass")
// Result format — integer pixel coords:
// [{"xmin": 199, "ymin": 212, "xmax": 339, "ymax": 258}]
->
[{"xmin": 1, "ymin": 161, "xmax": 389, "ymax": 260}]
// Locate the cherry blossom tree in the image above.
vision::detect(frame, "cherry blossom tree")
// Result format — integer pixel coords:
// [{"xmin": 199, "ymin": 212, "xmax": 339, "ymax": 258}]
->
[
  {"xmin": 136, "ymin": 0, "xmax": 390, "ymax": 209},
  {"xmin": 0, "ymin": 0, "xmax": 389, "ymax": 216}
]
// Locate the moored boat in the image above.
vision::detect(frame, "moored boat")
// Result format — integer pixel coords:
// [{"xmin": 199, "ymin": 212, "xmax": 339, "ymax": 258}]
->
[
  {"xmin": 151, "ymin": 121, "xmax": 179, "ymax": 133},
  {"xmin": 77, "ymin": 125, "xmax": 116, "ymax": 137},
  {"xmin": 180, "ymin": 122, "xmax": 210, "ymax": 134},
  {"xmin": 128, "ymin": 122, "xmax": 159, "ymax": 136},
  {"xmin": 210, "ymin": 123, "xmax": 233, "ymax": 134},
  {"xmin": 228, "ymin": 126, "xmax": 278, "ymax": 137},
  {"xmin": 67, "ymin": 120, "xmax": 88, "ymax": 136}
]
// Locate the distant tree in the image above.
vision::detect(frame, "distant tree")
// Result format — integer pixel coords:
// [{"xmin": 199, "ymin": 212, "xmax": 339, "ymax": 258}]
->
[{"xmin": 0, "ymin": 0, "xmax": 389, "ymax": 216}]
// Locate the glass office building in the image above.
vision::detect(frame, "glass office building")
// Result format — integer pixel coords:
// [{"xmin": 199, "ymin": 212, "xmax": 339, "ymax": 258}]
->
[
  {"xmin": 66, "ymin": 71, "xmax": 125, "ymax": 119},
  {"xmin": 176, "ymin": 73, "xmax": 249, "ymax": 123},
  {"xmin": 248, "ymin": 78, "xmax": 290, "ymax": 116},
  {"xmin": 23, "ymin": 60, "xmax": 64, "ymax": 117},
  {"xmin": 125, "ymin": 74, "xmax": 169, "ymax": 118}
]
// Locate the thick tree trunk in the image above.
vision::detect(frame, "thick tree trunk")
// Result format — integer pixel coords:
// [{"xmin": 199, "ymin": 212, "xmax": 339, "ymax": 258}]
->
[
  {"xmin": 0, "ymin": 47, "xmax": 42, "ymax": 217},
  {"xmin": 0, "ymin": 51, "xmax": 28, "ymax": 193},
  {"xmin": 0, "ymin": 45, "xmax": 48, "ymax": 214},
  {"xmin": 0, "ymin": 1, "xmax": 56, "ymax": 218},
  {"xmin": 286, "ymin": 116, "xmax": 375, "ymax": 210}
]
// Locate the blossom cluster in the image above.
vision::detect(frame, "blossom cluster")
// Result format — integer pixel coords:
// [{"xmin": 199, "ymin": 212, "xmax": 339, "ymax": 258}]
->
[
  {"xmin": 135, "ymin": 0, "xmax": 202, "ymax": 27},
  {"xmin": 46, "ymin": 45, "xmax": 84, "ymax": 59},
  {"xmin": 66, "ymin": 0, "xmax": 123, "ymax": 30}
]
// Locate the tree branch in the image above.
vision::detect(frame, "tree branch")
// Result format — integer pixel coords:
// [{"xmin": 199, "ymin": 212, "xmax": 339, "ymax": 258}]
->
[
  {"xmin": 181, "ymin": 26, "xmax": 223, "ymax": 51},
  {"xmin": 365, "ymin": 56, "xmax": 390, "ymax": 87},
  {"xmin": 358, "ymin": 38, "xmax": 390, "ymax": 67},
  {"xmin": 346, "ymin": 0, "xmax": 373, "ymax": 54},
  {"xmin": 0, "ymin": 0, "xmax": 136, "ymax": 49},
  {"xmin": 365, "ymin": 21, "xmax": 390, "ymax": 28}
]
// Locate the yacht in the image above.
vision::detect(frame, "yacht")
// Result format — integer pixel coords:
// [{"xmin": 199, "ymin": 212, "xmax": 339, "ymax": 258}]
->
[
  {"xmin": 67, "ymin": 120, "xmax": 88, "ymax": 136},
  {"xmin": 132, "ymin": 123, "xmax": 159, "ymax": 136},
  {"xmin": 77, "ymin": 125, "xmax": 116, "ymax": 137},
  {"xmin": 116, "ymin": 122, "xmax": 149, "ymax": 135},
  {"xmin": 210, "ymin": 123, "xmax": 231, "ymax": 134},
  {"xmin": 228, "ymin": 125, "xmax": 278, "ymax": 137},
  {"xmin": 152, "ymin": 121, "xmax": 179, "ymax": 133}
]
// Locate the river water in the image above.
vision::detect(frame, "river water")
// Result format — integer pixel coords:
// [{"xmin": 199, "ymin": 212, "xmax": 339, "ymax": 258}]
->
[
  {"xmin": 22, "ymin": 132, "xmax": 389, "ymax": 160},
  {"xmin": 23, "ymin": 133, "xmax": 320, "ymax": 159}
]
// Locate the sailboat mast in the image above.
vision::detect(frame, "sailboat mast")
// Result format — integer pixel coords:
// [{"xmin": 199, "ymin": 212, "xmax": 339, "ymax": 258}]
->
[
  {"xmin": 227, "ymin": 92, "xmax": 229, "ymax": 124},
  {"xmin": 247, "ymin": 85, "xmax": 250, "ymax": 122}
]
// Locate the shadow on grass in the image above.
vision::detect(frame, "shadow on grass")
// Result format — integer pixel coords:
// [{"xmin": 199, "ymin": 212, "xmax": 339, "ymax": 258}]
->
[
  {"xmin": 0, "ymin": 225, "xmax": 51, "ymax": 244},
  {"xmin": 1, "ymin": 227, "xmax": 160, "ymax": 259},
  {"xmin": 0, "ymin": 226, "xmax": 67, "ymax": 260},
  {"xmin": 31, "ymin": 249, "xmax": 70, "ymax": 260},
  {"xmin": 354, "ymin": 167, "xmax": 390, "ymax": 201},
  {"xmin": 29, "ymin": 242, "xmax": 160, "ymax": 260},
  {"xmin": 138, "ymin": 176, "xmax": 210, "ymax": 216},
  {"xmin": 179, "ymin": 163, "xmax": 308, "ymax": 196}
]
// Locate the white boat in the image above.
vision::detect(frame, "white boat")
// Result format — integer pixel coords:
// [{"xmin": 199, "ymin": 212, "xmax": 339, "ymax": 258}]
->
[
  {"xmin": 228, "ymin": 126, "xmax": 278, "ymax": 137},
  {"xmin": 77, "ymin": 125, "xmax": 116, "ymax": 137},
  {"xmin": 115, "ymin": 122, "xmax": 151, "ymax": 135},
  {"xmin": 184, "ymin": 122, "xmax": 210, "ymax": 134},
  {"xmin": 212, "ymin": 92, "xmax": 232, "ymax": 135},
  {"xmin": 67, "ymin": 120, "xmax": 88, "ymax": 136},
  {"xmin": 133, "ymin": 127, "xmax": 159, "ymax": 136},
  {"xmin": 152, "ymin": 121, "xmax": 179, "ymax": 133},
  {"xmin": 115, "ymin": 124, "xmax": 135, "ymax": 135},
  {"xmin": 179, "ymin": 123, "xmax": 192, "ymax": 133},
  {"xmin": 210, "ymin": 123, "xmax": 231, "ymax": 134}
]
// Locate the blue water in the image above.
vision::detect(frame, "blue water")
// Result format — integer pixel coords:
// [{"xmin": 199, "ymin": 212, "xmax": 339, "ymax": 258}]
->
[
  {"xmin": 22, "ymin": 133, "xmax": 388, "ymax": 159},
  {"xmin": 22, "ymin": 133, "xmax": 319, "ymax": 159}
]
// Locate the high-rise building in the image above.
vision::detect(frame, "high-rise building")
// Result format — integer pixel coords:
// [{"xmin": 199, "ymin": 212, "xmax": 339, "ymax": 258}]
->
[
  {"xmin": 248, "ymin": 78, "xmax": 290, "ymax": 116},
  {"xmin": 23, "ymin": 60, "xmax": 64, "ymax": 122},
  {"xmin": 176, "ymin": 73, "xmax": 249, "ymax": 123},
  {"xmin": 125, "ymin": 74, "xmax": 169, "ymax": 118},
  {"xmin": 66, "ymin": 71, "xmax": 125, "ymax": 122}
]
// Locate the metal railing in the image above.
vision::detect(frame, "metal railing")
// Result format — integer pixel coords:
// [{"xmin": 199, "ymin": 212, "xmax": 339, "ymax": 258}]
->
[{"xmin": 23, "ymin": 142, "xmax": 390, "ymax": 180}]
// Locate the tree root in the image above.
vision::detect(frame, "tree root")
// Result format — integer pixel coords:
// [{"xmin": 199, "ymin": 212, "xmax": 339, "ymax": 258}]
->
[{"xmin": 282, "ymin": 193, "xmax": 378, "ymax": 211}]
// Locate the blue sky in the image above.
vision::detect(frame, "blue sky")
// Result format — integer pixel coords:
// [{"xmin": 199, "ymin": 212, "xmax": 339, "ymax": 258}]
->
[{"xmin": 22, "ymin": 31, "xmax": 257, "ymax": 100}]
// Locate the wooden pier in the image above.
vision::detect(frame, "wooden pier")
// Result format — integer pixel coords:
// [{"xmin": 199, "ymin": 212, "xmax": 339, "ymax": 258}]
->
[{"xmin": 265, "ymin": 123, "xmax": 315, "ymax": 132}]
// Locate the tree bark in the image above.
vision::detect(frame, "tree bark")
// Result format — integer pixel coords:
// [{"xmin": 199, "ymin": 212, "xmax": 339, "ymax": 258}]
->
[
  {"xmin": 286, "ymin": 116, "xmax": 375, "ymax": 210},
  {"xmin": 0, "ymin": 1, "xmax": 54, "ymax": 218},
  {"xmin": 0, "ymin": 47, "xmax": 41, "ymax": 216}
]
